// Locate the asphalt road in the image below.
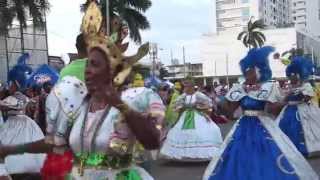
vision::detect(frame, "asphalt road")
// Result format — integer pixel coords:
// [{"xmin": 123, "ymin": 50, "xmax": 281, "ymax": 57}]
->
[{"xmin": 149, "ymin": 122, "xmax": 320, "ymax": 180}]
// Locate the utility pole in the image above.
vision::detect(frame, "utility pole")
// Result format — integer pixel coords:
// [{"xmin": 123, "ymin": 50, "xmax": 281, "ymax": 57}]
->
[
  {"xmin": 20, "ymin": 24, "xmax": 25, "ymax": 53},
  {"xmin": 4, "ymin": 34, "xmax": 9, "ymax": 78},
  {"xmin": 106, "ymin": 0, "xmax": 110, "ymax": 36},
  {"xmin": 183, "ymin": 46, "xmax": 186, "ymax": 78},
  {"xmin": 226, "ymin": 53, "xmax": 229, "ymax": 89},
  {"xmin": 149, "ymin": 43, "xmax": 158, "ymax": 76},
  {"xmin": 214, "ymin": 60, "xmax": 217, "ymax": 76},
  {"xmin": 170, "ymin": 49, "xmax": 173, "ymax": 64}
]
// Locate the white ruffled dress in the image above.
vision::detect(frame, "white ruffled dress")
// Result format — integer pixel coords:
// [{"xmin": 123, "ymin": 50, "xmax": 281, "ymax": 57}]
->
[{"xmin": 160, "ymin": 91, "xmax": 223, "ymax": 161}]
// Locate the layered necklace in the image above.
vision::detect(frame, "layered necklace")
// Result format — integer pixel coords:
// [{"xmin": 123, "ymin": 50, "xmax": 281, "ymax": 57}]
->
[{"xmin": 79, "ymin": 98, "xmax": 112, "ymax": 153}]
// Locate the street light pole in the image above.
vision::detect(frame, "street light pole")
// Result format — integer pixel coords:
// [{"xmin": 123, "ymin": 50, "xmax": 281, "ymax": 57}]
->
[
  {"xmin": 226, "ymin": 53, "xmax": 229, "ymax": 89},
  {"xmin": 183, "ymin": 46, "xmax": 186, "ymax": 78}
]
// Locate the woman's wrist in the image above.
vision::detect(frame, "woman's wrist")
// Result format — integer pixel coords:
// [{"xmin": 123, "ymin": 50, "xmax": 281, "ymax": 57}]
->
[{"xmin": 114, "ymin": 103, "xmax": 131, "ymax": 115}]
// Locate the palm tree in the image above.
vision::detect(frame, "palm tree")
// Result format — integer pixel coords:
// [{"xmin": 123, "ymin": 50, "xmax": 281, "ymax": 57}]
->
[
  {"xmin": 0, "ymin": 0, "xmax": 50, "ymax": 35},
  {"xmin": 237, "ymin": 18, "xmax": 266, "ymax": 49},
  {"xmin": 81, "ymin": 0, "xmax": 151, "ymax": 44}
]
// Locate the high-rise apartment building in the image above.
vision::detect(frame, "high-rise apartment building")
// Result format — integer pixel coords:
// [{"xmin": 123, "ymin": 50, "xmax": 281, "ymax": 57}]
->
[
  {"xmin": 214, "ymin": 0, "xmax": 293, "ymax": 34},
  {"xmin": 291, "ymin": 0, "xmax": 307, "ymax": 30}
]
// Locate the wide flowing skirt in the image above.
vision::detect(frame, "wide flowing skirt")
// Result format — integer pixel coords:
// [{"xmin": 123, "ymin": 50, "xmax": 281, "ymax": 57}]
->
[
  {"xmin": 0, "ymin": 115, "xmax": 46, "ymax": 175},
  {"xmin": 203, "ymin": 115, "xmax": 318, "ymax": 180},
  {"xmin": 71, "ymin": 165, "xmax": 153, "ymax": 180},
  {"xmin": 160, "ymin": 110, "xmax": 223, "ymax": 161},
  {"xmin": 277, "ymin": 104, "xmax": 320, "ymax": 156}
]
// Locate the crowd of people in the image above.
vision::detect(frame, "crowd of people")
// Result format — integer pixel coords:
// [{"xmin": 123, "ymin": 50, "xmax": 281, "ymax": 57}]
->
[{"xmin": 0, "ymin": 2, "xmax": 319, "ymax": 180}]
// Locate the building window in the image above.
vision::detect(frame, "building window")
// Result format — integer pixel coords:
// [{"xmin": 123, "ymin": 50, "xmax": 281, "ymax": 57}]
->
[
  {"xmin": 319, "ymin": 0, "xmax": 320, "ymax": 20},
  {"xmin": 242, "ymin": 7, "xmax": 250, "ymax": 16}
]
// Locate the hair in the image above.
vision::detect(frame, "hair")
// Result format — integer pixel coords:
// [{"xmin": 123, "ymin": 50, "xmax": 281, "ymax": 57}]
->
[
  {"xmin": 76, "ymin": 33, "xmax": 87, "ymax": 54},
  {"xmin": 89, "ymin": 47, "xmax": 110, "ymax": 65},
  {"xmin": 239, "ymin": 46, "xmax": 275, "ymax": 82},
  {"xmin": 286, "ymin": 56, "xmax": 314, "ymax": 81}
]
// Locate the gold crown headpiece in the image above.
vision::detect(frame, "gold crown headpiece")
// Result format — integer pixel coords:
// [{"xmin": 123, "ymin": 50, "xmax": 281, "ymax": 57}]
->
[
  {"xmin": 81, "ymin": 1, "xmax": 122, "ymax": 69},
  {"xmin": 81, "ymin": 1, "xmax": 149, "ymax": 86}
]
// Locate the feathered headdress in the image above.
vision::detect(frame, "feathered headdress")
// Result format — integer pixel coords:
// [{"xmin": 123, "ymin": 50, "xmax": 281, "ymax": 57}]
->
[
  {"xmin": 239, "ymin": 46, "xmax": 275, "ymax": 82},
  {"xmin": 7, "ymin": 53, "xmax": 33, "ymax": 89},
  {"xmin": 286, "ymin": 56, "xmax": 314, "ymax": 80},
  {"xmin": 81, "ymin": 1, "xmax": 149, "ymax": 86}
]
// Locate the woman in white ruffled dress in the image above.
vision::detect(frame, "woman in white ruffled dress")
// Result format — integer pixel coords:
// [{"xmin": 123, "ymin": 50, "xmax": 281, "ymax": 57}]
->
[
  {"xmin": 0, "ymin": 92, "xmax": 46, "ymax": 177},
  {"xmin": 160, "ymin": 78, "xmax": 223, "ymax": 161}
]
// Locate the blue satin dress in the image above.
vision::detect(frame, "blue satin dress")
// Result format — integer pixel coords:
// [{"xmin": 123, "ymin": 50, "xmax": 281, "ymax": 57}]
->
[
  {"xmin": 208, "ymin": 96, "xmax": 299, "ymax": 180},
  {"xmin": 279, "ymin": 94, "xmax": 308, "ymax": 156}
]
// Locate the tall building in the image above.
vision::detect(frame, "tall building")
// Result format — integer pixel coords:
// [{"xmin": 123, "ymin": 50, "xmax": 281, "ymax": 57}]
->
[
  {"xmin": 291, "ymin": 0, "xmax": 307, "ymax": 30},
  {"xmin": 214, "ymin": 0, "xmax": 293, "ymax": 34},
  {"xmin": 295, "ymin": 0, "xmax": 320, "ymax": 65}
]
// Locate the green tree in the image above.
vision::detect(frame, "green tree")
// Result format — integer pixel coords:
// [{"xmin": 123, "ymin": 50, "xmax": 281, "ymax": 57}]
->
[
  {"xmin": 0, "ymin": 0, "xmax": 50, "ymax": 35},
  {"xmin": 81, "ymin": 0, "xmax": 151, "ymax": 44},
  {"xmin": 237, "ymin": 18, "xmax": 266, "ymax": 49}
]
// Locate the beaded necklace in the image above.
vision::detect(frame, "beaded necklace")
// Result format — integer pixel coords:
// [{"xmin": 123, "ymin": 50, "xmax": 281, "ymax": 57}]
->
[
  {"xmin": 78, "ymin": 100, "xmax": 112, "ymax": 176},
  {"xmin": 80, "ymin": 102, "xmax": 111, "ymax": 153}
]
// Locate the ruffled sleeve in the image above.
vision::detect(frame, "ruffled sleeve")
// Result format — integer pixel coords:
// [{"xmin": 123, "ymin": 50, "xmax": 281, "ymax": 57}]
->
[
  {"xmin": 45, "ymin": 76, "xmax": 87, "ymax": 146},
  {"xmin": 301, "ymin": 83, "xmax": 315, "ymax": 97},
  {"xmin": 173, "ymin": 94, "xmax": 187, "ymax": 111},
  {"xmin": 266, "ymin": 82, "xmax": 283, "ymax": 103},
  {"xmin": 194, "ymin": 92, "xmax": 213, "ymax": 110},
  {"xmin": 225, "ymin": 84, "xmax": 246, "ymax": 102},
  {"xmin": 120, "ymin": 87, "xmax": 165, "ymax": 149}
]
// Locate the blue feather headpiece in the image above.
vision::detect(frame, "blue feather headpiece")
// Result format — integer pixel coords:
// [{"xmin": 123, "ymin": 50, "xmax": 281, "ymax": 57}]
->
[
  {"xmin": 7, "ymin": 53, "xmax": 33, "ymax": 90},
  {"xmin": 239, "ymin": 46, "xmax": 275, "ymax": 82},
  {"xmin": 286, "ymin": 56, "xmax": 314, "ymax": 80}
]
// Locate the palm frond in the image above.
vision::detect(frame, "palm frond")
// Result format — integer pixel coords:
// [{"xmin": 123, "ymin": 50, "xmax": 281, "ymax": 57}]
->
[
  {"xmin": 82, "ymin": 0, "xmax": 151, "ymax": 43},
  {"xmin": 126, "ymin": 0, "xmax": 151, "ymax": 12},
  {"xmin": 247, "ymin": 19, "xmax": 253, "ymax": 30},
  {"xmin": 14, "ymin": 0, "xmax": 27, "ymax": 28},
  {"xmin": 250, "ymin": 19, "xmax": 265, "ymax": 31},
  {"xmin": 254, "ymin": 34, "xmax": 265, "ymax": 47},
  {"xmin": 254, "ymin": 31, "xmax": 266, "ymax": 41},
  {"xmin": 243, "ymin": 34, "xmax": 249, "ymax": 48},
  {"xmin": 237, "ymin": 31, "xmax": 247, "ymax": 40},
  {"xmin": 25, "ymin": 0, "xmax": 47, "ymax": 30},
  {"xmin": 121, "ymin": 7, "xmax": 150, "ymax": 43},
  {"xmin": 0, "ymin": 6, "xmax": 15, "ymax": 34},
  {"xmin": 0, "ymin": 0, "xmax": 49, "ymax": 35}
]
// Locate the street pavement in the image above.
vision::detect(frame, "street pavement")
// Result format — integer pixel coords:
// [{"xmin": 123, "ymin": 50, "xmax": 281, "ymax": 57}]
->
[{"xmin": 149, "ymin": 121, "xmax": 320, "ymax": 180}]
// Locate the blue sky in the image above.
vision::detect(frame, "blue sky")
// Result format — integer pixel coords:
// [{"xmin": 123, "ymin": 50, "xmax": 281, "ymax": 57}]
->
[{"xmin": 47, "ymin": 0, "xmax": 212, "ymax": 65}]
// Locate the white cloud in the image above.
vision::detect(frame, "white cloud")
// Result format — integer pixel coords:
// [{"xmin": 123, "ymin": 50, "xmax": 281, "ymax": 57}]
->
[{"xmin": 47, "ymin": 0, "xmax": 211, "ymax": 66}]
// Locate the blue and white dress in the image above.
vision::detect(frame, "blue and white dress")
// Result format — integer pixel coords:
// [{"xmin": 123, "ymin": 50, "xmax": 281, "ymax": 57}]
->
[
  {"xmin": 203, "ymin": 82, "xmax": 318, "ymax": 180},
  {"xmin": 276, "ymin": 83, "xmax": 320, "ymax": 156}
]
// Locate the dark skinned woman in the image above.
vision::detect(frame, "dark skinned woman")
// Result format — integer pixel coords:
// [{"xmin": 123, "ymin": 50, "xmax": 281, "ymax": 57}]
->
[
  {"xmin": 0, "ymin": 2, "xmax": 164, "ymax": 180},
  {"xmin": 276, "ymin": 56, "xmax": 320, "ymax": 157},
  {"xmin": 203, "ymin": 47, "xmax": 318, "ymax": 180}
]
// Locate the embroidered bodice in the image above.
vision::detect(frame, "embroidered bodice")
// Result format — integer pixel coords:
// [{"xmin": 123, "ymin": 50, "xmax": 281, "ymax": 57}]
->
[
  {"xmin": 225, "ymin": 82, "xmax": 281, "ymax": 111},
  {"xmin": 174, "ymin": 91, "xmax": 213, "ymax": 110},
  {"xmin": 286, "ymin": 83, "xmax": 315, "ymax": 102}
]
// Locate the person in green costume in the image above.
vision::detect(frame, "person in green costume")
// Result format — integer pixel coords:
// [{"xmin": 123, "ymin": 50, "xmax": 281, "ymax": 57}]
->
[
  {"xmin": 59, "ymin": 33, "xmax": 88, "ymax": 82},
  {"xmin": 165, "ymin": 81, "xmax": 183, "ymax": 127}
]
